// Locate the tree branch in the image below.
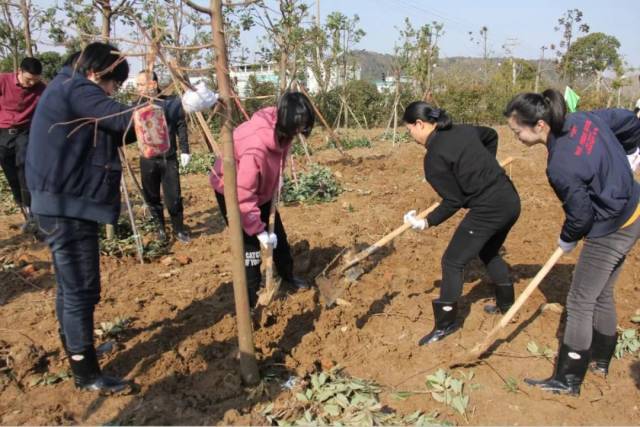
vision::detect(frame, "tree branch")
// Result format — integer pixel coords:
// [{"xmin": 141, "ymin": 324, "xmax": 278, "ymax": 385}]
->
[
  {"xmin": 181, "ymin": 0, "xmax": 211, "ymax": 15},
  {"xmin": 224, "ymin": 0, "xmax": 260, "ymax": 7}
]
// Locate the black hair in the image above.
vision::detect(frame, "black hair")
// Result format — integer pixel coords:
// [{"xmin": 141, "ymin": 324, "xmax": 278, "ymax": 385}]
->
[
  {"xmin": 402, "ymin": 101, "xmax": 452, "ymax": 130},
  {"xmin": 20, "ymin": 57, "xmax": 42, "ymax": 75},
  {"xmin": 634, "ymin": 107, "xmax": 640, "ymax": 115},
  {"xmin": 275, "ymin": 92, "xmax": 315, "ymax": 143},
  {"xmin": 75, "ymin": 42, "xmax": 129, "ymax": 84},
  {"xmin": 63, "ymin": 51, "xmax": 81, "ymax": 67},
  {"xmin": 504, "ymin": 89, "xmax": 567, "ymax": 136},
  {"xmin": 138, "ymin": 70, "xmax": 159, "ymax": 83}
]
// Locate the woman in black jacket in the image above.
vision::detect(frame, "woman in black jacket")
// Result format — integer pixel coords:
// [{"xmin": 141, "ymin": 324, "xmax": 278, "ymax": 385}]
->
[
  {"xmin": 505, "ymin": 89, "xmax": 640, "ymax": 396},
  {"xmin": 402, "ymin": 101, "xmax": 521, "ymax": 346}
]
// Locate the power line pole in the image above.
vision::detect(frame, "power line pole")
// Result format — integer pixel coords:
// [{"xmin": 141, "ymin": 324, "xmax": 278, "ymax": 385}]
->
[
  {"xmin": 503, "ymin": 37, "xmax": 519, "ymax": 87},
  {"xmin": 535, "ymin": 45, "xmax": 547, "ymax": 93},
  {"xmin": 316, "ymin": 0, "xmax": 320, "ymax": 27}
]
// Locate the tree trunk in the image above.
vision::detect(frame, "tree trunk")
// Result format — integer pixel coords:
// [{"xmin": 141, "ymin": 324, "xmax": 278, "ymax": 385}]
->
[
  {"xmin": 210, "ymin": 0, "xmax": 259, "ymax": 386},
  {"xmin": 97, "ymin": 0, "xmax": 112, "ymax": 40},
  {"xmin": 278, "ymin": 49, "xmax": 287, "ymax": 95},
  {"xmin": 19, "ymin": 0, "xmax": 33, "ymax": 56}
]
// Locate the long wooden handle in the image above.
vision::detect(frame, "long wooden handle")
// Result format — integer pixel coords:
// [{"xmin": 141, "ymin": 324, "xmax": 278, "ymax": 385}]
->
[
  {"xmin": 257, "ymin": 177, "xmax": 281, "ymax": 307},
  {"xmin": 339, "ymin": 156, "xmax": 515, "ymax": 273},
  {"xmin": 467, "ymin": 247, "xmax": 564, "ymax": 360},
  {"xmin": 339, "ymin": 203, "xmax": 439, "ymax": 272}
]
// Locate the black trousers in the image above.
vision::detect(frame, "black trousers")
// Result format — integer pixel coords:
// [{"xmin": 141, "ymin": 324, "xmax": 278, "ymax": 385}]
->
[
  {"xmin": 140, "ymin": 156, "xmax": 185, "ymax": 230},
  {"xmin": 0, "ymin": 128, "xmax": 30, "ymax": 208},
  {"xmin": 440, "ymin": 180, "xmax": 521, "ymax": 302},
  {"xmin": 215, "ymin": 191, "xmax": 294, "ymax": 307},
  {"xmin": 36, "ymin": 214, "xmax": 101, "ymax": 354}
]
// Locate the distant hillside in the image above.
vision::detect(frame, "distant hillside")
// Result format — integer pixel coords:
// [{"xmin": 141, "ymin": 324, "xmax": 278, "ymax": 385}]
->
[{"xmin": 352, "ymin": 49, "xmax": 638, "ymax": 99}]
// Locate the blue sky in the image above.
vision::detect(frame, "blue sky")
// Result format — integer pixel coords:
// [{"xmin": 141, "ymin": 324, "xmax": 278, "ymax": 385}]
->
[
  {"xmin": 37, "ymin": 0, "xmax": 640, "ymax": 69},
  {"xmin": 303, "ymin": 0, "xmax": 640, "ymax": 68}
]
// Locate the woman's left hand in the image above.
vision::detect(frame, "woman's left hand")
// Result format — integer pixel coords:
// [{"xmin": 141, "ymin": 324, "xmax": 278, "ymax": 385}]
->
[{"xmin": 403, "ymin": 210, "xmax": 428, "ymax": 231}]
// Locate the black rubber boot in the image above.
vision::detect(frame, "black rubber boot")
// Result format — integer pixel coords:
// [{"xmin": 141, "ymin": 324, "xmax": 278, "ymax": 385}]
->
[
  {"xmin": 418, "ymin": 300, "xmax": 459, "ymax": 346},
  {"xmin": 59, "ymin": 330, "xmax": 114, "ymax": 359},
  {"xmin": 524, "ymin": 344, "xmax": 590, "ymax": 395},
  {"xmin": 484, "ymin": 283, "xmax": 515, "ymax": 314},
  {"xmin": 171, "ymin": 215, "xmax": 191, "ymax": 243},
  {"xmin": 286, "ymin": 276, "xmax": 310, "ymax": 290},
  {"xmin": 69, "ymin": 347, "xmax": 129, "ymax": 394},
  {"xmin": 151, "ymin": 212, "xmax": 167, "ymax": 242},
  {"xmin": 590, "ymin": 329, "xmax": 617, "ymax": 376}
]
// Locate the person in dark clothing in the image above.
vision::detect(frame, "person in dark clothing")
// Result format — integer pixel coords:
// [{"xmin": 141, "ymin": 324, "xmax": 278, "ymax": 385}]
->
[
  {"xmin": 402, "ymin": 101, "xmax": 521, "ymax": 346},
  {"xmin": 135, "ymin": 71, "xmax": 191, "ymax": 243},
  {"xmin": 505, "ymin": 89, "xmax": 640, "ymax": 396},
  {"xmin": 0, "ymin": 57, "xmax": 45, "ymax": 230},
  {"xmin": 26, "ymin": 43, "xmax": 217, "ymax": 394}
]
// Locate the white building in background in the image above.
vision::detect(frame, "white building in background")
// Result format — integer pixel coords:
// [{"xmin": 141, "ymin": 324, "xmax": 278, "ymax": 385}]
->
[
  {"xmin": 374, "ymin": 75, "xmax": 413, "ymax": 93},
  {"xmin": 229, "ymin": 62, "xmax": 279, "ymax": 97},
  {"xmin": 229, "ymin": 61, "xmax": 362, "ymax": 97},
  {"xmin": 121, "ymin": 60, "xmax": 363, "ymax": 98}
]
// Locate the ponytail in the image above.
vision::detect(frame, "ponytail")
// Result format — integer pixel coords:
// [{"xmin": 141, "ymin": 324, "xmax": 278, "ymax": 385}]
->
[
  {"xmin": 504, "ymin": 88, "xmax": 567, "ymax": 136},
  {"xmin": 403, "ymin": 101, "xmax": 453, "ymax": 130}
]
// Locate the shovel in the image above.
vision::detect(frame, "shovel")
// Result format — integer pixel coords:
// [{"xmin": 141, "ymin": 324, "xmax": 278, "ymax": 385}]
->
[
  {"xmin": 451, "ymin": 247, "xmax": 565, "ymax": 366},
  {"xmin": 316, "ymin": 203, "xmax": 439, "ymax": 306},
  {"xmin": 317, "ymin": 156, "xmax": 515, "ymax": 307},
  {"xmin": 257, "ymin": 184, "xmax": 281, "ymax": 307}
]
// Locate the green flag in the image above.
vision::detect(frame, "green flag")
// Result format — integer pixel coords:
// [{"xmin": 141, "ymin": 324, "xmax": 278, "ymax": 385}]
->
[{"xmin": 564, "ymin": 86, "xmax": 580, "ymax": 112}]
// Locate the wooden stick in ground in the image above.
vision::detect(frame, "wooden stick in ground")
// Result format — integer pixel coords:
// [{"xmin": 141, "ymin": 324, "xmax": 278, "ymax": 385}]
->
[
  {"xmin": 257, "ymin": 183, "xmax": 280, "ymax": 307},
  {"xmin": 233, "ymin": 93, "xmax": 250, "ymax": 121},
  {"xmin": 340, "ymin": 156, "xmax": 514, "ymax": 273},
  {"xmin": 118, "ymin": 147, "xmax": 148, "ymax": 213},
  {"xmin": 297, "ymin": 133, "xmax": 312, "ymax": 164},
  {"xmin": 120, "ymin": 179, "xmax": 144, "ymax": 264},
  {"xmin": 296, "ymin": 82, "xmax": 349, "ymax": 157},
  {"xmin": 210, "ymin": 0, "xmax": 259, "ymax": 385},
  {"xmin": 462, "ymin": 247, "xmax": 565, "ymax": 363}
]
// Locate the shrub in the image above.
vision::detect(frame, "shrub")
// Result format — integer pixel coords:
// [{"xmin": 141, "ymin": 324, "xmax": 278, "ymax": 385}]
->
[
  {"xmin": 281, "ymin": 164, "xmax": 342, "ymax": 204},
  {"xmin": 179, "ymin": 152, "xmax": 216, "ymax": 175}
]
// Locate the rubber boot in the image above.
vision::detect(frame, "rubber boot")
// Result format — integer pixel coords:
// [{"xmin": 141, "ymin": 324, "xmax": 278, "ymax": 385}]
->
[
  {"xmin": 525, "ymin": 343, "xmax": 590, "ymax": 395},
  {"xmin": 418, "ymin": 300, "xmax": 459, "ymax": 346},
  {"xmin": 155, "ymin": 216, "xmax": 167, "ymax": 242},
  {"xmin": 484, "ymin": 283, "xmax": 515, "ymax": 314},
  {"xmin": 287, "ymin": 276, "xmax": 310, "ymax": 290},
  {"xmin": 68, "ymin": 347, "xmax": 129, "ymax": 394},
  {"xmin": 171, "ymin": 214, "xmax": 191, "ymax": 243},
  {"xmin": 590, "ymin": 329, "xmax": 617, "ymax": 376}
]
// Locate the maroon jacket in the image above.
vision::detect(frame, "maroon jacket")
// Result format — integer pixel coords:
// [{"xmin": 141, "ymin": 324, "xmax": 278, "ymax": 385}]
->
[{"xmin": 0, "ymin": 72, "xmax": 45, "ymax": 128}]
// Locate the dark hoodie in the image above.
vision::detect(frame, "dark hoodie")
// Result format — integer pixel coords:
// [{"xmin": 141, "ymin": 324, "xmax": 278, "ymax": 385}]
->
[
  {"xmin": 546, "ymin": 109, "xmax": 640, "ymax": 242},
  {"xmin": 26, "ymin": 66, "xmax": 182, "ymax": 224}
]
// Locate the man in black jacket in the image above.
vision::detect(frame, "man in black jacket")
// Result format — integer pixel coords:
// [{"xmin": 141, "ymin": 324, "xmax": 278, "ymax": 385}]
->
[{"xmin": 136, "ymin": 71, "xmax": 191, "ymax": 243}]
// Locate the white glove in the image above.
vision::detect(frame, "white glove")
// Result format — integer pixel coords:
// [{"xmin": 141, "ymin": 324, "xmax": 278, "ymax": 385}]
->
[
  {"xmin": 558, "ymin": 237, "xmax": 577, "ymax": 253},
  {"xmin": 403, "ymin": 210, "xmax": 427, "ymax": 231},
  {"xmin": 627, "ymin": 148, "xmax": 640, "ymax": 173},
  {"xmin": 180, "ymin": 153, "xmax": 191, "ymax": 168},
  {"xmin": 257, "ymin": 231, "xmax": 278, "ymax": 249},
  {"xmin": 181, "ymin": 82, "xmax": 218, "ymax": 113}
]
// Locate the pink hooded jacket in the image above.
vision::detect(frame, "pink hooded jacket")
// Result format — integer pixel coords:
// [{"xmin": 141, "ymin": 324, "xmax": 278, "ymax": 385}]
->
[{"xmin": 209, "ymin": 107, "xmax": 290, "ymax": 236}]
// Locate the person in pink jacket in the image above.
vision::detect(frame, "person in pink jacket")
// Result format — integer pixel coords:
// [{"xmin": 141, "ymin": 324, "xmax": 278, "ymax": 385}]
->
[{"xmin": 210, "ymin": 92, "xmax": 314, "ymax": 307}]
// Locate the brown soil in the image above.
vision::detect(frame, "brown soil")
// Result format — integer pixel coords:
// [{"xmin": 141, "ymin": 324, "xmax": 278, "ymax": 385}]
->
[{"xmin": 1, "ymin": 127, "xmax": 639, "ymax": 425}]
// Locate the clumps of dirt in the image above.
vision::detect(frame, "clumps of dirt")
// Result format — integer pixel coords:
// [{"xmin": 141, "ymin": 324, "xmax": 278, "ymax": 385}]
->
[{"xmin": 0, "ymin": 339, "xmax": 47, "ymax": 390}]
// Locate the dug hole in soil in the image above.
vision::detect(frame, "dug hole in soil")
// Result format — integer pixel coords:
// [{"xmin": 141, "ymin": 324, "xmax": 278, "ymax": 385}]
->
[{"xmin": 1, "ymin": 127, "xmax": 639, "ymax": 425}]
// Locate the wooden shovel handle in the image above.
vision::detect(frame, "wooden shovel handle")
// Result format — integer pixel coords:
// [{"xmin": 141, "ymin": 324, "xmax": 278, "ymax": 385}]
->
[
  {"xmin": 339, "ymin": 203, "xmax": 439, "ymax": 272},
  {"xmin": 339, "ymin": 156, "xmax": 515, "ymax": 273},
  {"xmin": 467, "ymin": 247, "xmax": 565, "ymax": 360}
]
